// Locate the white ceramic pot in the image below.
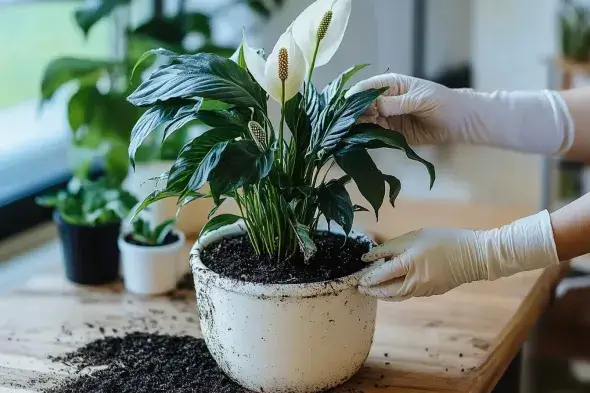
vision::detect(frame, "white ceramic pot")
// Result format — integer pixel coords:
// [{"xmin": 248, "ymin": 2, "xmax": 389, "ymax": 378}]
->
[
  {"xmin": 125, "ymin": 161, "xmax": 214, "ymax": 236},
  {"xmin": 119, "ymin": 230, "xmax": 186, "ymax": 295},
  {"xmin": 190, "ymin": 224, "xmax": 378, "ymax": 393}
]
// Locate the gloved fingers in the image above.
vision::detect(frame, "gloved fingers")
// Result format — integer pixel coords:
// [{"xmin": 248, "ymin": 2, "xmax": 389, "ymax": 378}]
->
[
  {"xmin": 346, "ymin": 74, "xmax": 406, "ymax": 98},
  {"xmin": 357, "ymin": 115, "xmax": 377, "ymax": 124},
  {"xmin": 359, "ymin": 257, "xmax": 408, "ymax": 286},
  {"xmin": 357, "ymin": 276, "xmax": 405, "ymax": 298},
  {"xmin": 376, "ymin": 95, "xmax": 414, "ymax": 117},
  {"xmin": 361, "ymin": 230, "xmax": 420, "ymax": 262}
]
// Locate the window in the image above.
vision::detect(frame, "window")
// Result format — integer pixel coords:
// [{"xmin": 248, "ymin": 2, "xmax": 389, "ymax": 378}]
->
[{"xmin": 0, "ymin": 1, "xmax": 114, "ymax": 240}]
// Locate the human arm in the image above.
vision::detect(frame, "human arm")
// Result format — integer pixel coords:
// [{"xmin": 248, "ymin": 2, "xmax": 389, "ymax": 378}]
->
[
  {"xmin": 358, "ymin": 192, "xmax": 590, "ymax": 301},
  {"xmin": 347, "ymin": 74, "xmax": 590, "ymax": 164}
]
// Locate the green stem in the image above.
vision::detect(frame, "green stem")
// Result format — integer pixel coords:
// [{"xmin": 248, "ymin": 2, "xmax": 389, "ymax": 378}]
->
[
  {"xmin": 279, "ymin": 80, "xmax": 286, "ymax": 171},
  {"xmin": 303, "ymin": 39, "xmax": 321, "ymax": 100}
]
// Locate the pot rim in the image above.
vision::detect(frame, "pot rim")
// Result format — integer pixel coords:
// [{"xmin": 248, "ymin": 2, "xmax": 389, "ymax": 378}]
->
[
  {"xmin": 119, "ymin": 229, "xmax": 186, "ymax": 254},
  {"xmin": 190, "ymin": 222, "xmax": 380, "ymax": 298},
  {"xmin": 53, "ymin": 210, "xmax": 121, "ymax": 229}
]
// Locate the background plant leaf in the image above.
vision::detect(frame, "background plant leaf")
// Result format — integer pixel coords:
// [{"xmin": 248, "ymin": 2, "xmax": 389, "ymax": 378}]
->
[{"xmin": 383, "ymin": 174, "xmax": 402, "ymax": 208}]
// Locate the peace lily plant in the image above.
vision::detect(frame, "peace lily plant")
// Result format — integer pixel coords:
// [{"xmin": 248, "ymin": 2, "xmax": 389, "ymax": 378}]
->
[{"xmin": 126, "ymin": 1, "xmax": 434, "ymax": 392}]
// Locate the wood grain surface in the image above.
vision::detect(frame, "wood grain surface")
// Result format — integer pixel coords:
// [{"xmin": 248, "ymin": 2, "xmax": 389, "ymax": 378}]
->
[{"xmin": 0, "ymin": 200, "xmax": 563, "ymax": 393}]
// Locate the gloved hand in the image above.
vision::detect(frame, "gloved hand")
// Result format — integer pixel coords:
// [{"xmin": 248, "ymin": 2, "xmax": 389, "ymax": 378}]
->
[
  {"xmin": 346, "ymin": 73, "xmax": 575, "ymax": 155},
  {"xmin": 358, "ymin": 210, "xmax": 560, "ymax": 301}
]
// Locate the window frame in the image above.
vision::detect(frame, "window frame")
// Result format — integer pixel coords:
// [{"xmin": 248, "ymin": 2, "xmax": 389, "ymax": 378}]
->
[{"xmin": 0, "ymin": 0, "xmax": 122, "ymax": 242}]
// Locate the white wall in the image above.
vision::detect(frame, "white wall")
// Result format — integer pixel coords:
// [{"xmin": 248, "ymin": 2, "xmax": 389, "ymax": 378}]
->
[
  {"xmin": 425, "ymin": 0, "xmax": 472, "ymax": 78},
  {"xmin": 455, "ymin": 0, "xmax": 559, "ymax": 209}
]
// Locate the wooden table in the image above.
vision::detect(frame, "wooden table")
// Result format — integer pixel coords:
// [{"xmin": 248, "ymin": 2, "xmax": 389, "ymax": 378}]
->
[{"xmin": 0, "ymin": 200, "xmax": 565, "ymax": 393}]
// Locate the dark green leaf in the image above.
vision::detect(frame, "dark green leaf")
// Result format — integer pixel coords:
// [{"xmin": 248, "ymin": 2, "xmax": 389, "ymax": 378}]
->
[
  {"xmin": 305, "ymin": 83, "xmax": 324, "ymax": 131},
  {"xmin": 195, "ymin": 109, "xmax": 249, "ymax": 130},
  {"xmin": 322, "ymin": 64, "xmax": 369, "ymax": 105},
  {"xmin": 284, "ymin": 93, "xmax": 311, "ymax": 180},
  {"xmin": 185, "ymin": 12, "xmax": 212, "ymax": 38},
  {"xmin": 186, "ymin": 141, "xmax": 231, "ymax": 192},
  {"xmin": 128, "ymin": 99, "xmax": 200, "ymax": 167},
  {"xmin": 208, "ymin": 140, "xmax": 274, "ymax": 198},
  {"xmin": 341, "ymin": 123, "xmax": 436, "ymax": 189},
  {"xmin": 128, "ymin": 53, "xmax": 265, "ymax": 110},
  {"xmin": 335, "ymin": 148, "xmax": 384, "ymax": 219},
  {"xmin": 200, "ymin": 214, "xmax": 242, "ymax": 237},
  {"xmin": 354, "ymin": 205, "xmax": 369, "ymax": 212},
  {"xmin": 167, "ymin": 127, "xmax": 241, "ymax": 192},
  {"xmin": 317, "ymin": 177, "xmax": 354, "ymax": 235},
  {"xmin": 311, "ymin": 87, "xmax": 387, "ymax": 154},
  {"xmin": 41, "ymin": 58, "xmax": 113, "ymax": 102},
  {"xmin": 74, "ymin": 0, "xmax": 131, "ymax": 36},
  {"xmin": 383, "ymin": 174, "xmax": 402, "ymax": 208}
]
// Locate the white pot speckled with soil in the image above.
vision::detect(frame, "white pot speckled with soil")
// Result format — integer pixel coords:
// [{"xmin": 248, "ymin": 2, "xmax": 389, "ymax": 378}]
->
[{"xmin": 189, "ymin": 223, "xmax": 378, "ymax": 393}]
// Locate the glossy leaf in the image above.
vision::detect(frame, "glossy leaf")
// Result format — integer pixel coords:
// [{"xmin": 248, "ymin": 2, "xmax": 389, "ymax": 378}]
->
[
  {"xmin": 317, "ymin": 176, "xmax": 354, "ymax": 235},
  {"xmin": 322, "ymin": 64, "xmax": 369, "ymax": 105},
  {"xmin": 186, "ymin": 141, "xmax": 230, "ymax": 192},
  {"xmin": 131, "ymin": 189, "xmax": 182, "ymax": 221},
  {"xmin": 200, "ymin": 214, "xmax": 242, "ymax": 237},
  {"xmin": 335, "ymin": 148, "xmax": 384, "ymax": 219},
  {"xmin": 128, "ymin": 99, "xmax": 201, "ymax": 167},
  {"xmin": 341, "ymin": 123, "xmax": 436, "ymax": 189},
  {"xmin": 167, "ymin": 127, "xmax": 241, "ymax": 192},
  {"xmin": 41, "ymin": 57, "xmax": 114, "ymax": 102},
  {"xmin": 195, "ymin": 109, "xmax": 249, "ymax": 130},
  {"xmin": 383, "ymin": 174, "xmax": 402, "ymax": 208},
  {"xmin": 353, "ymin": 205, "xmax": 369, "ymax": 212},
  {"xmin": 310, "ymin": 87, "xmax": 386, "ymax": 154},
  {"xmin": 208, "ymin": 140, "xmax": 274, "ymax": 198},
  {"xmin": 128, "ymin": 53, "xmax": 265, "ymax": 110}
]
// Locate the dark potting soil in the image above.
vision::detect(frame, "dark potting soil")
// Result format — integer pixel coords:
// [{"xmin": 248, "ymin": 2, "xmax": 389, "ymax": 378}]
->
[
  {"xmin": 200, "ymin": 231, "xmax": 371, "ymax": 285},
  {"xmin": 45, "ymin": 332, "xmax": 246, "ymax": 393},
  {"xmin": 124, "ymin": 232, "xmax": 179, "ymax": 247}
]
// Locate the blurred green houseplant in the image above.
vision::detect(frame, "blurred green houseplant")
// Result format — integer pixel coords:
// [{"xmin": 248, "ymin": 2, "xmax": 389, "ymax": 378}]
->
[
  {"xmin": 560, "ymin": 0, "xmax": 590, "ymax": 62},
  {"xmin": 40, "ymin": 0, "xmax": 289, "ymax": 185}
]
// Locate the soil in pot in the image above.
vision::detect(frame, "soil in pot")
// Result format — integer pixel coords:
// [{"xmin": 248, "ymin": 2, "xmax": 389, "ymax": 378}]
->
[
  {"xmin": 123, "ymin": 232, "xmax": 179, "ymax": 247},
  {"xmin": 200, "ymin": 231, "xmax": 371, "ymax": 285},
  {"xmin": 44, "ymin": 332, "xmax": 247, "ymax": 393}
]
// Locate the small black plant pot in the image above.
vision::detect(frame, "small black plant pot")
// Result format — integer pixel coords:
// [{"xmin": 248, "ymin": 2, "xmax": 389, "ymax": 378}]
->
[{"xmin": 54, "ymin": 211, "xmax": 121, "ymax": 285}]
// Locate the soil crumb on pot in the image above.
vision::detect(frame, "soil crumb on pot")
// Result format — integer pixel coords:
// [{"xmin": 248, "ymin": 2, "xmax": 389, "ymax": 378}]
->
[
  {"xmin": 200, "ymin": 232, "xmax": 371, "ymax": 284},
  {"xmin": 45, "ymin": 332, "xmax": 247, "ymax": 393}
]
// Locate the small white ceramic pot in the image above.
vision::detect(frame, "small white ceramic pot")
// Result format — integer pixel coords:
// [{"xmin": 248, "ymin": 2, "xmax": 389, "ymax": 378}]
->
[
  {"xmin": 125, "ymin": 161, "xmax": 214, "ymax": 237},
  {"xmin": 119, "ymin": 230, "xmax": 186, "ymax": 295},
  {"xmin": 190, "ymin": 224, "xmax": 378, "ymax": 393}
]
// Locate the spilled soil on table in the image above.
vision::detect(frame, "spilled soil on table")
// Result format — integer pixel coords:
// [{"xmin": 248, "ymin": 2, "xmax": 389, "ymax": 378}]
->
[{"xmin": 44, "ymin": 332, "xmax": 247, "ymax": 393}]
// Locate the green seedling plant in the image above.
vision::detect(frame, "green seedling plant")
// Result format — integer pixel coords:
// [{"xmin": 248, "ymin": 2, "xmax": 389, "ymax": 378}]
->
[
  {"xmin": 561, "ymin": 0, "xmax": 590, "ymax": 61},
  {"xmin": 36, "ymin": 177, "xmax": 138, "ymax": 226},
  {"xmin": 129, "ymin": 218, "xmax": 176, "ymax": 246},
  {"xmin": 126, "ymin": 0, "xmax": 436, "ymax": 261}
]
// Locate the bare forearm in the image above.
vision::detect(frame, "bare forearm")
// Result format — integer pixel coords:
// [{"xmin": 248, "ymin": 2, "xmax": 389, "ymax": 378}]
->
[
  {"xmin": 559, "ymin": 87, "xmax": 590, "ymax": 164},
  {"xmin": 550, "ymin": 192, "xmax": 590, "ymax": 261}
]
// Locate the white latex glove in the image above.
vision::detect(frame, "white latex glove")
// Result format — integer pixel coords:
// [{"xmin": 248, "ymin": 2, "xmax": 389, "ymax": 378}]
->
[
  {"xmin": 358, "ymin": 210, "xmax": 559, "ymax": 301},
  {"xmin": 346, "ymin": 74, "xmax": 574, "ymax": 155}
]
